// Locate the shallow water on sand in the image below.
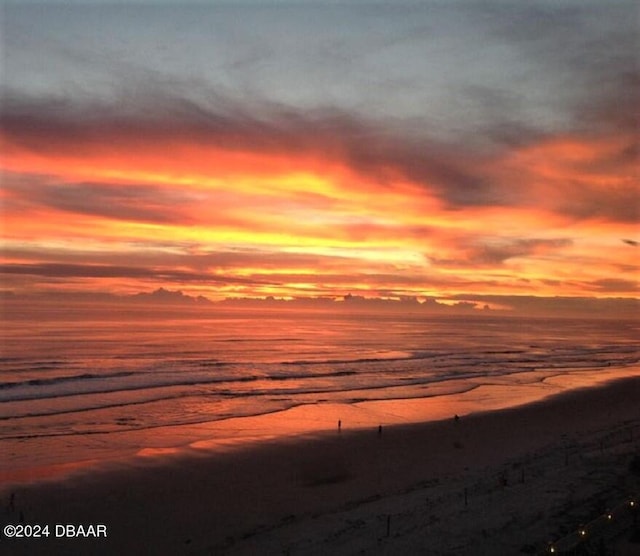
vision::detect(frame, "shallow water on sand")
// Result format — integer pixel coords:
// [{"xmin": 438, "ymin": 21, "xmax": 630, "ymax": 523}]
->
[{"xmin": 1, "ymin": 304, "xmax": 638, "ymax": 473}]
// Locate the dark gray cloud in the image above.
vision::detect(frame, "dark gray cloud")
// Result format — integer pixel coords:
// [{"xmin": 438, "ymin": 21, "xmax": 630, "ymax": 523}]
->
[
  {"xmin": 2, "ymin": 173, "xmax": 197, "ymax": 225},
  {"xmin": 473, "ymin": 239, "xmax": 573, "ymax": 266},
  {"xmin": 0, "ymin": 245, "xmax": 355, "ymax": 274},
  {"xmin": 432, "ymin": 238, "xmax": 573, "ymax": 268},
  {"xmin": 0, "ymin": 263, "xmax": 276, "ymax": 286},
  {"xmin": 556, "ymin": 182, "xmax": 639, "ymax": 223},
  {"xmin": 588, "ymin": 278, "xmax": 638, "ymax": 294},
  {"xmin": 447, "ymin": 293, "xmax": 640, "ymax": 317}
]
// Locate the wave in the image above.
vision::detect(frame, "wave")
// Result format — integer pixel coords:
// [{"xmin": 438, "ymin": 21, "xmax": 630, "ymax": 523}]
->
[
  {"xmin": 0, "ymin": 366, "xmax": 543, "ymax": 425},
  {"xmin": 0, "ymin": 364, "xmax": 522, "ymax": 425},
  {"xmin": 279, "ymin": 352, "xmax": 444, "ymax": 366},
  {"xmin": 0, "ymin": 370, "xmax": 135, "ymax": 390},
  {"xmin": 277, "ymin": 345, "xmax": 638, "ymax": 367},
  {"xmin": 0, "ymin": 366, "xmax": 361, "ymax": 404},
  {"xmin": 0, "ymin": 391, "xmax": 187, "ymax": 422},
  {"xmin": 2, "ymin": 343, "xmax": 638, "ymax": 406},
  {"xmin": 0, "ymin": 382, "xmax": 485, "ymax": 441}
]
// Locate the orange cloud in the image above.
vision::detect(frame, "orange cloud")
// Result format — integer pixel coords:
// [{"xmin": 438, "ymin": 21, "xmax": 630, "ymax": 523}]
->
[{"xmin": 1, "ymin": 98, "xmax": 637, "ymax": 303}]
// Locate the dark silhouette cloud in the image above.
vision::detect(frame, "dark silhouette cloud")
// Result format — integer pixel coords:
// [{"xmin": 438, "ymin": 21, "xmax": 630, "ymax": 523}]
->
[
  {"xmin": 447, "ymin": 294, "xmax": 639, "ymax": 318},
  {"xmin": 588, "ymin": 278, "xmax": 638, "ymax": 294},
  {"xmin": 432, "ymin": 238, "xmax": 573, "ymax": 268},
  {"xmin": 0, "ymin": 263, "xmax": 276, "ymax": 287},
  {"xmin": 3, "ymin": 173, "xmax": 198, "ymax": 225}
]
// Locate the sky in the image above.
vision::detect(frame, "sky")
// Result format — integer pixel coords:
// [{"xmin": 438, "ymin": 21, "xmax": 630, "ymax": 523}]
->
[{"xmin": 1, "ymin": 1, "xmax": 638, "ymax": 310}]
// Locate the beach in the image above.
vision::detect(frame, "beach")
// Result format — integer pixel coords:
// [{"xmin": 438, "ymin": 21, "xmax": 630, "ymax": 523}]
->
[
  {"xmin": 4, "ymin": 1, "xmax": 639, "ymax": 554},
  {"xmin": 2, "ymin": 374, "xmax": 638, "ymax": 555}
]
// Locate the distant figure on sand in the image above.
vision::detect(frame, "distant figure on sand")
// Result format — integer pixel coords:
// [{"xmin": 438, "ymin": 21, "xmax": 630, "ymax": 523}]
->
[
  {"xmin": 454, "ymin": 414, "xmax": 460, "ymax": 422},
  {"xmin": 338, "ymin": 420, "xmax": 342, "ymax": 433},
  {"xmin": 378, "ymin": 424, "xmax": 383, "ymax": 437}
]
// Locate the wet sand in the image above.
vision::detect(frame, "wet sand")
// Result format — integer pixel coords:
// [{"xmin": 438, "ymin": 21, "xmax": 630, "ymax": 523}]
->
[{"xmin": 1, "ymin": 375, "xmax": 639, "ymax": 555}]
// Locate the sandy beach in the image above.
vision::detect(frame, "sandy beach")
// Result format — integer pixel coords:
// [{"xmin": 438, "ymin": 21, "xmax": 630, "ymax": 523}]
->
[{"xmin": 2, "ymin": 375, "xmax": 639, "ymax": 555}]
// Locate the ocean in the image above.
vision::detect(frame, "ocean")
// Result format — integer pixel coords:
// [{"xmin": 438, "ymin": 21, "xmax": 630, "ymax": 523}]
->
[{"xmin": 1, "ymin": 304, "xmax": 638, "ymax": 474}]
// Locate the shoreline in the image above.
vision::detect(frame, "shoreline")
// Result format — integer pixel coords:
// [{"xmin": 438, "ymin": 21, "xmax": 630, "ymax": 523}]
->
[
  {"xmin": 1, "ymin": 364, "xmax": 638, "ymax": 489},
  {"xmin": 2, "ymin": 374, "xmax": 639, "ymax": 554}
]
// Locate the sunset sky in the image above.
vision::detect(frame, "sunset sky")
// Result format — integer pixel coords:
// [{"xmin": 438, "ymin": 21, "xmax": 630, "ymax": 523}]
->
[{"xmin": 1, "ymin": 1, "xmax": 638, "ymax": 309}]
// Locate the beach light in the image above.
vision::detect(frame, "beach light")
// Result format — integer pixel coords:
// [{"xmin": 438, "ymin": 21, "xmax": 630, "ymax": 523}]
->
[
  {"xmin": 579, "ymin": 528, "xmax": 587, "ymax": 537},
  {"xmin": 630, "ymin": 500, "xmax": 636, "ymax": 508},
  {"xmin": 606, "ymin": 512, "xmax": 612, "ymax": 520},
  {"xmin": 549, "ymin": 546, "xmax": 555, "ymax": 553}
]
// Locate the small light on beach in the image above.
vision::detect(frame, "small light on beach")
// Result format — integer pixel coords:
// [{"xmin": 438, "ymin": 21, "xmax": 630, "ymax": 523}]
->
[
  {"xmin": 630, "ymin": 500, "xmax": 636, "ymax": 507},
  {"xmin": 606, "ymin": 513, "xmax": 612, "ymax": 520},
  {"xmin": 549, "ymin": 546, "xmax": 555, "ymax": 553},
  {"xmin": 579, "ymin": 528, "xmax": 587, "ymax": 537}
]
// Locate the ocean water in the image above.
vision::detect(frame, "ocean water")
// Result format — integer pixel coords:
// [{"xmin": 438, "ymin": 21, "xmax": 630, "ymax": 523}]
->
[{"xmin": 1, "ymin": 305, "xmax": 638, "ymax": 455}]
